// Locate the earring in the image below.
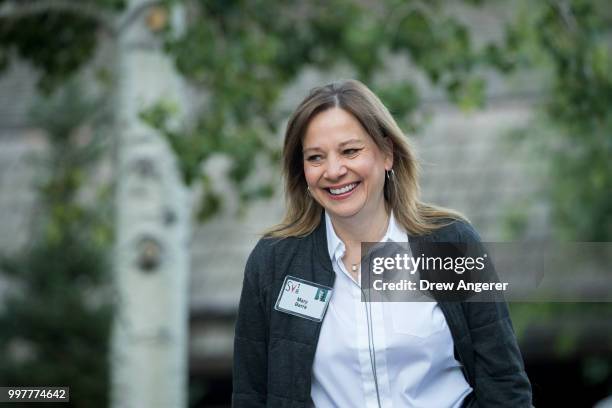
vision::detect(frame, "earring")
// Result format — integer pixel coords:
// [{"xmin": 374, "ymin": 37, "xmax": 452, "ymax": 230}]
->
[{"xmin": 386, "ymin": 169, "xmax": 395, "ymax": 180}]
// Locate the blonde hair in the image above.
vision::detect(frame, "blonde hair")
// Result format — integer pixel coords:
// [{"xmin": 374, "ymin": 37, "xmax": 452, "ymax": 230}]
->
[{"xmin": 266, "ymin": 79, "xmax": 466, "ymax": 237}]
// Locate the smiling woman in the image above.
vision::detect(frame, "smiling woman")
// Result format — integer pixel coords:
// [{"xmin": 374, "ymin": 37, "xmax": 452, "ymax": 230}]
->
[{"xmin": 232, "ymin": 80, "xmax": 533, "ymax": 408}]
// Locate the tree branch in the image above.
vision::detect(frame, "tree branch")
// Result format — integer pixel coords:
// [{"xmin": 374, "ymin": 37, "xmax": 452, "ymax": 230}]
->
[
  {"xmin": 117, "ymin": 1, "xmax": 162, "ymax": 33},
  {"xmin": 547, "ymin": 0, "xmax": 579, "ymax": 33}
]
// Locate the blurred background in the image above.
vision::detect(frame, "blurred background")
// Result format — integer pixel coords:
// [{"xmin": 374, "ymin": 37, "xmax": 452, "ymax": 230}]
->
[{"xmin": 0, "ymin": 0, "xmax": 611, "ymax": 407}]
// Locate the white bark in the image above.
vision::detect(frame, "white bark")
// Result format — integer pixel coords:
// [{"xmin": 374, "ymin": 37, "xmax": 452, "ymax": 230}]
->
[{"xmin": 111, "ymin": 1, "xmax": 189, "ymax": 407}]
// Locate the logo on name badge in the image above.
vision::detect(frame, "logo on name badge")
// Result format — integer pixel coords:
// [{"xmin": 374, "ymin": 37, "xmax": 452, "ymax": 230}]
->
[
  {"xmin": 274, "ymin": 276, "xmax": 333, "ymax": 322},
  {"xmin": 315, "ymin": 288, "xmax": 328, "ymax": 302},
  {"xmin": 285, "ymin": 280, "xmax": 301, "ymax": 294}
]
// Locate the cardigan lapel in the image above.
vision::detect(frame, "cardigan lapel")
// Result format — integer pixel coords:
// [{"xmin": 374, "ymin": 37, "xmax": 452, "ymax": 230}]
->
[{"xmin": 312, "ymin": 212, "xmax": 336, "ymax": 288}]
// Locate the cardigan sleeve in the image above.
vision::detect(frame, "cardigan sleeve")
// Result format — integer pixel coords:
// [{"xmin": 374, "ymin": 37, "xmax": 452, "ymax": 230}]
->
[
  {"xmin": 458, "ymin": 222, "xmax": 533, "ymax": 407},
  {"xmin": 232, "ymin": 241, "xmax": 270, "ymax": 407}
]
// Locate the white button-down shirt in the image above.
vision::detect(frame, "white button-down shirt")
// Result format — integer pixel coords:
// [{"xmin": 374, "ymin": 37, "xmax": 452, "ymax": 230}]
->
[{"xmin": 310, "ymin": 212, "xmax": 472, "ymax": 408}]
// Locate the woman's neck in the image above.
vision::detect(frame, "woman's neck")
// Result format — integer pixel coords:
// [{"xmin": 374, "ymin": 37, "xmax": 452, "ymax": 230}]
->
[{"xmin": 329, "ymin": 204, "xmax": 390, "ymax": 248}]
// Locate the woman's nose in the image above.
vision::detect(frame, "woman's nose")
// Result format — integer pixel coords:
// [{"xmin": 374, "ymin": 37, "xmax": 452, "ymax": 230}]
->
[{"xmin": 324, "ymin": 156, "xmax": 348, "ymax": 179}]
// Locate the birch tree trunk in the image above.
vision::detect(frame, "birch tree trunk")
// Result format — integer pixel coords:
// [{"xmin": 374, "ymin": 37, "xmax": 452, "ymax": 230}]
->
[{"xmin": 111, "ymin": 1, "xmax": 189, "ymax": 407}]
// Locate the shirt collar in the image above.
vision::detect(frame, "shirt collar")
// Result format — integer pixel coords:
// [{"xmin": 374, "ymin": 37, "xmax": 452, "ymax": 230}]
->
[
  {"xmin": 325, "ymin": 211, "xmax": 407, "ymax": 262},
  {"xmin": 325, "ymin": 212, "xmax": 344, "ymax": 262}
]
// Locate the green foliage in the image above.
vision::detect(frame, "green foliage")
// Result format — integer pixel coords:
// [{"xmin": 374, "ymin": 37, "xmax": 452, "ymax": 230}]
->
[
  {"xmin": 2, "ymin": 1, "xmax": 609, "ymax": 237},
  {"xmin": 0, "ymin": 241, "xmax": 113, "ymax": 406},
  {"xmin": 0, "ymin": 0, "xmax": 125, "ymax": 92},
  {"xmin": 0, "ymin": 81, "xmax": 114, "ymax": 407},
  {"xmin": 497, "ymin": 0, "xmax": 612, "ymax": 369},
  {"xmin": 490, "ymin": 0, "xmax": 612, "ymax": 241},
  {"xmin": 149, "ymin": 0, "xmax": 489, "ymax": 219},
  {"xmin": 0, "ymin": 0, "xmax": 493, "ymax": 221},
  {"xmin": 501, "ymin": 206, "xmax": 530, "ymax": 241},
  {"xmin": 509, "ymin": 302, "xmax": 612, "ymax": 354}
]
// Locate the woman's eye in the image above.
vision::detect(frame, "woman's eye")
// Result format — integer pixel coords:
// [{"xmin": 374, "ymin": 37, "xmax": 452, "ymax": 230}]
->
[
  {"xmin": 344, "ymin": 148, "xmax": 360, "ymax": 155},
  {"xmin": 306, "ymin": 155, "xmax": 322, "ymax": 162}
]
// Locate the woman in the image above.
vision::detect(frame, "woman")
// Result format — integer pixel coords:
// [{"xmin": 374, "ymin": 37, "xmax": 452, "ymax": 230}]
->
[{"xmin": 232, "ymin": 79, "xmax": 532, "ymax": 407}]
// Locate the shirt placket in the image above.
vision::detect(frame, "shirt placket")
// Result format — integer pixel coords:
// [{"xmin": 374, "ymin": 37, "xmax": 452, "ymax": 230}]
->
[
  {"xmin": 371, "ymin": 301, "xmax": 392, "ymax": 408},
  {"xmin": 333, "ymin": 253, "xmax": 387, "ymax": 408},
  {"xmin": 352, "ymin": 269, "xmax": 380, "ymax": 408}
]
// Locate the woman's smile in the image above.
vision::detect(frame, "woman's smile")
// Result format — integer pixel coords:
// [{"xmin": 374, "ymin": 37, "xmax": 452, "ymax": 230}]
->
[{"xmin": 325, "ymin": 181, "xmax": 361, "ymax": 200}]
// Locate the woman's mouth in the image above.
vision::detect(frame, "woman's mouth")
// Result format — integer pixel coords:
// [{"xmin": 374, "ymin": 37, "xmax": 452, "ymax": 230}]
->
[{"xmin": 325, "ymin": 182, "xmax": 360, "ymax": 200}]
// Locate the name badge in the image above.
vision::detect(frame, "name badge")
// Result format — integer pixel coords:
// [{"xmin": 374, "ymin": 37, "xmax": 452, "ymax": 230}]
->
[{"xmin": 274, "ymin": 276, "xmax": 333, "ymax": 322}]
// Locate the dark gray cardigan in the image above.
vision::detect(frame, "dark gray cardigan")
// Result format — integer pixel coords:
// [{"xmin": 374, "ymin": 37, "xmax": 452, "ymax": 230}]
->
[{"xmin": 232, "ymin": 217, "xmax": 532, "ymax": 407}]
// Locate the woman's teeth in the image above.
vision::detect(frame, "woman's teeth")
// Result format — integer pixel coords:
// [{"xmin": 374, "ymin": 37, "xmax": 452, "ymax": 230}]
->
[{"xmin": 329, "ymin": 183, "xmax": 357, "ymax": 195}]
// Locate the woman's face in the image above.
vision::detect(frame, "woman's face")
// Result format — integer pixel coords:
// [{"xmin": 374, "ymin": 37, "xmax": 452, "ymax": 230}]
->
[{"xmin": 302, "ymin": 108, "xmax": 392, "ymax": 222}]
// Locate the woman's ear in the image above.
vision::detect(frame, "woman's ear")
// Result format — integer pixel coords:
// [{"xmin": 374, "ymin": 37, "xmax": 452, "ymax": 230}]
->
[{"xmin": 383, "ymin": 137, "xmax": 394, "ymax": 171}]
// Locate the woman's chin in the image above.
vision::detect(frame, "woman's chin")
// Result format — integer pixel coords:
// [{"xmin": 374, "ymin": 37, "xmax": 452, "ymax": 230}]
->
[{"xmin": 322, "ymin": 203, "xmax": 364, "ymax": 220}]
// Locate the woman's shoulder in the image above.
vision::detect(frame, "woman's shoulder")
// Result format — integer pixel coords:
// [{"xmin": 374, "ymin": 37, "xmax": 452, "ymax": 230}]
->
[
  {"xmin": 245, "ymin": 236, "xmax": 279, "ymax": 271},
  {"xmin": 427, "ymin": 218, "xmax": 482, "ymax": 243},
  {"xmin": 248, "ymin": 234, "xmax": 303, "ymax": 261},
  {"xmin": 244, "ymin": 234, "xmax": 306, "ymax": 281}
]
